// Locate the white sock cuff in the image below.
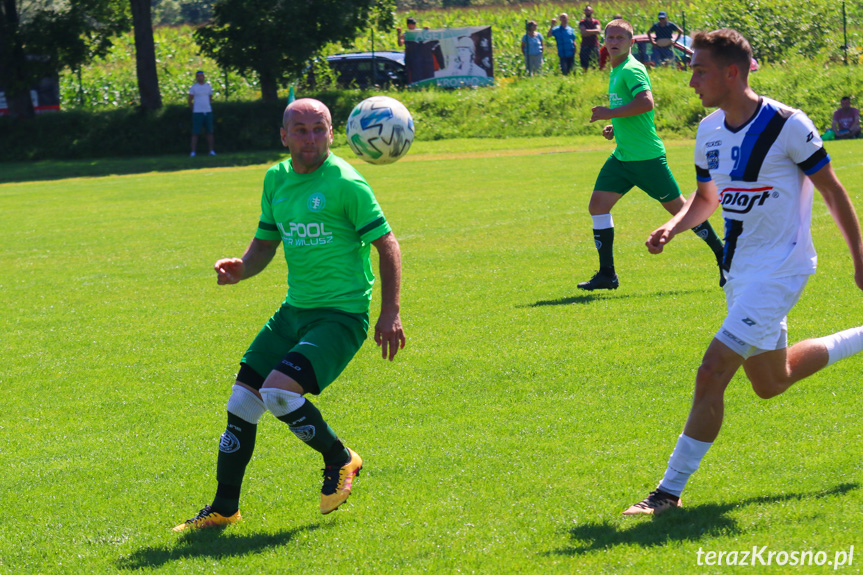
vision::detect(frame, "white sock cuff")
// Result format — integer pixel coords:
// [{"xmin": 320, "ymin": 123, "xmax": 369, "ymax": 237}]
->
[
  {"xmin": 658, "ymin": 433, "xmax": 714, "ymax": 496},
  {"xmin": 817, "ymin": 326, "xmax": 863, "ymax": 367},
  {"xmin": 226, "ymin": 384, "xmax": 267, "ymax": 424},
  {"xmin": 668, "ymin": 433, "xmax": 712, "ymax": 474},
  {"xmin": 260, "ymin": 387, "xmax": 306, "ymax": 417},
  {"xmin": 591, "ymin": 213, "xmax": 614, "ymax": 230}
]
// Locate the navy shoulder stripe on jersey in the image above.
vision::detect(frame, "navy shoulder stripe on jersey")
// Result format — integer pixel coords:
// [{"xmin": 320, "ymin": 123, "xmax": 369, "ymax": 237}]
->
[
  {"xmin": 798, "ymin": 147, "xmax": 830, "ymax": 175},
  {"xmin": 695, "ymin": 165, "xmax": 711, "ymax": 182},
  {"xmin": 730, "ymin": 103, "xmax": 793, "ymax": 182},
  {"xmin": 358, "ymin": 216, "xmax": 386, "ymax": 237}
]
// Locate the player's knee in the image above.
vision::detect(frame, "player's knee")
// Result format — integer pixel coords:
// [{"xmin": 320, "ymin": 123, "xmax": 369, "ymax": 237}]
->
[
  {"xmin": 226, "ymin": 384, "xmax": 267, "ymax": 424},
  {"xmin": 260, "ymin": 387, "xmax": 305, "ymax": 417},
  {"xmin": 694, "ymin": 358, "xmax": 731, "ymax": 399},
  {"xmin": 749, "ymin": 378, "xmax": 784, "ymax": 399},
  {"xmin": 587, "ymin": 200, "xmax": 608, "ymax": 215}
]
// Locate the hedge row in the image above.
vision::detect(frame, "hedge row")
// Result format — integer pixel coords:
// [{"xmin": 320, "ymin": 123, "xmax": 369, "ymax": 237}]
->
[
  {"xmin": 5, "ymin": 59, "xmax": 863, "ymax": 161},
  {"xmin": 1, "ymin": 96, "xmax": 357, "ymax": 161}
]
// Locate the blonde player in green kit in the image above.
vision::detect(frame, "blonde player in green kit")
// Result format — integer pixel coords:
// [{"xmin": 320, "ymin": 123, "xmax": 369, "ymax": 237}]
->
[
  {"xmin": 173, "ymin": 98, "xmax": 405, "ymax": 531},
  {"xmin": 578, "ymin": 19, "xmax": 726, "ymax": 291}
]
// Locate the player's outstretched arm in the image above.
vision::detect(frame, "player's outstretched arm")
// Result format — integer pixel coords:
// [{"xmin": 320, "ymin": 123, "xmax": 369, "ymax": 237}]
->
[
  {"xmin": 810, "ymin": 163, "xmax": 863, "ymax": 290},
  {"xmin": 372, "ymin": 232, "xmax": 406, "ymax": 361},
  {"xmin": 214, "ymin": 237, "xmax": 280, "ymax": 285},
  {"xmin": 647, "ymin": 180, "xmax": 719, "ymax": 254}
]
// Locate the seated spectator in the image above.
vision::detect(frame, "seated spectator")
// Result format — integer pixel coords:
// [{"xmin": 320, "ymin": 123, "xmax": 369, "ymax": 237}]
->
[{"xmin": 832, "ymin": 96, "xmax": 861, "ymax": 139}]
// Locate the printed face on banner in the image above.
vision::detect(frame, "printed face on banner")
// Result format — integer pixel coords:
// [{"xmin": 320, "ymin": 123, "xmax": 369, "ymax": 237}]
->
[{"xmin": 404, "ymin": 26, "xmax": 494, "ymax": 88}]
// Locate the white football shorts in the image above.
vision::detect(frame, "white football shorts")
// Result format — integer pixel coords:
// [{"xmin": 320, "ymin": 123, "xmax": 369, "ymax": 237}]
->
[{"xmin": 715, "ymin": 274, "xmax": 810, "ymax": 359}]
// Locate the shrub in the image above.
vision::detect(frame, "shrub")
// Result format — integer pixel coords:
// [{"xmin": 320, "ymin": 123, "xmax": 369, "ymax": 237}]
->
[{"xmin": 9, "ymin": 59, "xmax": 863, "ymax": 161}]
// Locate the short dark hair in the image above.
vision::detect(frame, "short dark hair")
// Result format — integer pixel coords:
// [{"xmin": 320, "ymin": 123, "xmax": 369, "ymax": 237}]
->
[
  {"xmin": 842, "ymin": 96, "xmax": 851, "ymax": 102},
  {"xmin": 406, "ymin": 17, "xmax": 416, "ymax": 25},
  {"xmin": 692, "ymin": 29, "xmax": 752, "ymax": 78}
]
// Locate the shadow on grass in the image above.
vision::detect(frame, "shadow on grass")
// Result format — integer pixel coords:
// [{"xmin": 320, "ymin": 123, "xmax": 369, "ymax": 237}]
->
[
  {"xmin": 525, "ymin": 289, "xmax": 699, "ymax": 307},
  {"xmin": 0, "ymin": 151, "xmax": 288, "ymax": 184},
  {"xmin": 117, "ymin": 521, "xmax": 323, "ymax": 570},
  {"xmin": 550, "ymin": 482, "xmax": 858, "ymax": 557}
]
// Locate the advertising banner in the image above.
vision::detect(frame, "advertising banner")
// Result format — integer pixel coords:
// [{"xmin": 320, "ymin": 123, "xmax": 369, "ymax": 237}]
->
[{"xmin": 404, "ymin": 26, "xmax": 494, "ymax": 88}]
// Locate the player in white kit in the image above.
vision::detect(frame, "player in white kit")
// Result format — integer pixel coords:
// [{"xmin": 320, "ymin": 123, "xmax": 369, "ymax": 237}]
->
[{"xmin": 623, "ymin": 28, "xmax": 863, "ymax": 515}]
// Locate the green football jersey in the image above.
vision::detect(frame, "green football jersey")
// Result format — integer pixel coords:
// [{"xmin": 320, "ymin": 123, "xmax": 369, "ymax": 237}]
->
[
  {"xmin": 254, "ymin": 153, "xmax": 391, "ymax": 313},
  {"xmin": 608, "ymin": 54, "xmax": 665, "ymax": 162}
]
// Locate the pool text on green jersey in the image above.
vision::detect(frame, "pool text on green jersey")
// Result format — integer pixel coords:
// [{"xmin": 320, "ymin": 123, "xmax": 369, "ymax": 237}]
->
[{"xmin": 277, "ymin": 221, "xmax": 334, "ymax": 246}]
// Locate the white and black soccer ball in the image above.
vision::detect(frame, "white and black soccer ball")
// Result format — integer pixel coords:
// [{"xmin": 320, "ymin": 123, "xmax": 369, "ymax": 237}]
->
[{"xmin": 346, "ymin": 96, "xmax": 415, "ymax": 165}]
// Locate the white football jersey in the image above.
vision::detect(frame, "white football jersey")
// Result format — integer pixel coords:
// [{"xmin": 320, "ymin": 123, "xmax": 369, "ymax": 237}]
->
[{"xmin": 694, "ymin": 97, "xmax": 830, "ymax": 280}]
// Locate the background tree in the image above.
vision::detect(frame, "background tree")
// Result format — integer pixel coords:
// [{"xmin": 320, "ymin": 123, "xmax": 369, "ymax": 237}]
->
[
  {"xmin": 195, "ymin": 0, "xmax": 396, "ymax": 102},
  {"xmin": 0, "ymin": 0, "xmax": 129, "ymax": 118},
  {"xmin": 129, "ymin": 0, "xmax": 161, "ymax": 110}
]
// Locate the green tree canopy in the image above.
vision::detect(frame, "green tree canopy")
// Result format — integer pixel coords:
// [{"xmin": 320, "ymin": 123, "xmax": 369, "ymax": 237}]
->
[
  {"xmin": 195, "ymin": 0, "xmax": 395, "ymax": 102},
  {"xmin": 0, "ymin": 0, "xmax": 129, "ymax": 117}
]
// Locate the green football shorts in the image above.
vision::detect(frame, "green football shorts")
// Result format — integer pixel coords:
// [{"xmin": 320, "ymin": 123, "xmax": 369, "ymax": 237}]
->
[
  {"xmin": 241, "ymin": 305, "xmax": 369, "ymax": 395},
  {"xmin": 593, "ymin": 154, "xmax": 682, "ymax": 202}
]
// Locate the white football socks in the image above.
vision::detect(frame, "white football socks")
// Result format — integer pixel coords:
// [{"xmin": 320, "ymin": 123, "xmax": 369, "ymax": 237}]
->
[
  {"xmin": 657, "ymin": 434, "xmax": 713, "ymax": 497},
  {"xmin": 260, "ymin": 387, "xmax": 306, "ymax": 417},
  {"xmin": 592, "ymin": 213, "xmax": 614, "ymax": 230},
  {"xmin": 226, "ymin": 384, "xmax": 267, "ymax": 424},
  {"xmin": 815, "ymin": 326, "xmax": 863, "ymax": 367}
]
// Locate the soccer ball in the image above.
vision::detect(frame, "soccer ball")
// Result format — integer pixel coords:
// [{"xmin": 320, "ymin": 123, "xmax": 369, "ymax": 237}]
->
[{"xmin": 346, "ymin": 96, "xmax": 415, "ymax": 165}]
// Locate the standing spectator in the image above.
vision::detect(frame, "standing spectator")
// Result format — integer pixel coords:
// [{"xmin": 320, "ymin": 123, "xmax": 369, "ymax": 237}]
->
[
  {"xmin": 188, "ymin": 70, "xmax": 215, "ymax": 157},
  {"xmin": 578, "ymin": 5, "xmax": 602, "ymax": 70},
  {"xmin": 647, "ymin": 11, "xmax": 682, "ymax": 66},
  {"xmin": 548, "ymin": 13, "xmax": 577, "ymax": 75},
  {"xmin": 521, "ymin": 20, "xmax": 544, "ymax": 76},
  {"xmin": 396, "ymin": 16, "xmax": 418, "ymax": 47},
  {"xmin": 399, "ymin": 17, "xmax": 434, "ymax": 85},
  {"xmin": 832, "ymin": 96, "xmax": 861, "ymax": 139}
]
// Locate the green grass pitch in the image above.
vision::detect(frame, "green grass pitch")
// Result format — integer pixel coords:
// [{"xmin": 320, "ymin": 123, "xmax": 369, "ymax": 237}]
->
[{"xmin": 2, "ymin": 137, "xmax": 862, "ymax": 574}]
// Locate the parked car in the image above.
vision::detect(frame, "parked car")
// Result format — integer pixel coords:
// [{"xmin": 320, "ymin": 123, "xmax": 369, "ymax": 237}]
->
[{"xmin": 307, "ymin": 51, "xmax": 406, "ymax": 89}]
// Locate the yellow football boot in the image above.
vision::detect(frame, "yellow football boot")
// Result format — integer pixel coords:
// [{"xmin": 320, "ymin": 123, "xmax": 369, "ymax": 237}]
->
[
  {"xmin": 320, "ymin": 448, "xmax": 363, "ymax": 514},
  {"xmin": 172, "ymin": 505, "xmax": 241, "ymax": 532}
]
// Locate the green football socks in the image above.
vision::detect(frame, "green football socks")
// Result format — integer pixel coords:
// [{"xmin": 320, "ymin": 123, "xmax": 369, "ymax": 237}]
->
[
  {"xmin": 213, "ymin": 412, "xmax": 257, "ymax": 515},
  {"xmin": 593, "ymin": 227, "xmax": 615, "ymax": 270},
  {"xmin": 691, "ymin": 220, "xmax": 724, "ymax": 260},
  {"xmin": 277, "ymin": 399, "xmax": 350, "ymax": 466}
]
